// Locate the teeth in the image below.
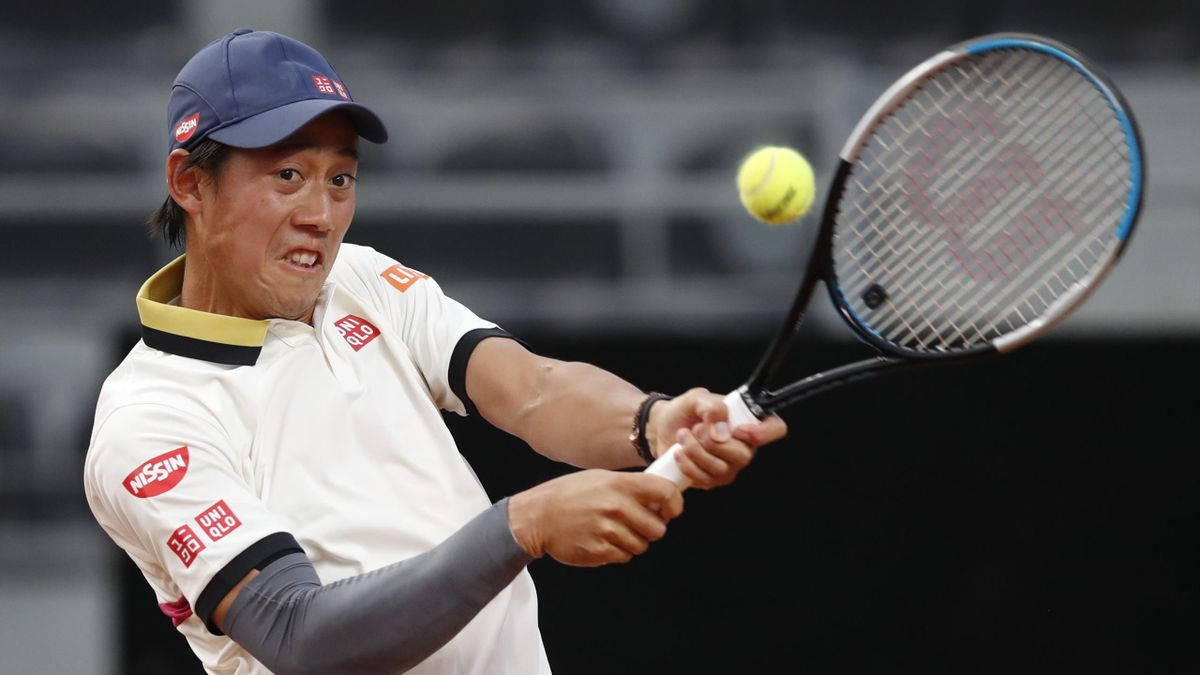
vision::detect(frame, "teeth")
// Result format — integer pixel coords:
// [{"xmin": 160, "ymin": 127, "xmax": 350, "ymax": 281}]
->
[{"xmin": 287, "ymin": 251, "xmax": 318, "ymax": 266}]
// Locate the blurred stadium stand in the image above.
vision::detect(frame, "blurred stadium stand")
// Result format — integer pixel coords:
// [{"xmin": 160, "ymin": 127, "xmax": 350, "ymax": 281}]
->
[{"xmin": 0, "ymin": 1, "xmax": 1196, "ymax": 672}]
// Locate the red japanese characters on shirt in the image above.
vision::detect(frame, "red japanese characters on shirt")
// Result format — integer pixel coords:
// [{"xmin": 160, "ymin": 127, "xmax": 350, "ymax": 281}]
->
[{"xmin": 167, "ymin": 524, "xmax": 205, "ymax": 568}]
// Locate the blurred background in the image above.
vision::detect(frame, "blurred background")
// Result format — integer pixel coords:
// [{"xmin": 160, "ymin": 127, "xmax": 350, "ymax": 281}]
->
[{"xmin": 0, "ymin": 1, "xmax": 1196, "ymax": 673}]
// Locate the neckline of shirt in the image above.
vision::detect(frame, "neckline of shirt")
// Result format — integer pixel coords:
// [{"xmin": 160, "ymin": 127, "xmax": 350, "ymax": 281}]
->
[{"xmin": 136, "ymin": 254, "xmax": 334, "ymax": 366}]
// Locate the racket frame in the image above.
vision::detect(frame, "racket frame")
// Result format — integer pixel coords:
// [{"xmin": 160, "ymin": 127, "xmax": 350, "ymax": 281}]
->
[{"xmin": 743, "ymin": 33, "xmax": 1145, "ymax": 416}]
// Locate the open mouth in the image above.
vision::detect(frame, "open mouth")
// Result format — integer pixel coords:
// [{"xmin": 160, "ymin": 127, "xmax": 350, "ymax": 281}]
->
[{"xmin": 281, "ymin": 249, "xmax": 322, "ymax": 270}]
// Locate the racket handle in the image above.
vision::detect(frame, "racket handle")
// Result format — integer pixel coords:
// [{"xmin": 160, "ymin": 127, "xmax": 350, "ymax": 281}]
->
[{"xmin": 644, "ymin": 389, "xmax": 761, "ymax": 489}]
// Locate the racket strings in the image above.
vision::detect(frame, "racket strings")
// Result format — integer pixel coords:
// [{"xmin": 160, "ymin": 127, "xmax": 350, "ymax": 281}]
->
[
  {"xmin": 910, "ymin": 76, "xmax": 1126, "ymax": 340},
  {"xmin": 833, "ymin": 48, "xmax": 1133, "ymax": 352},
  {"xmin": 837, "ymin": 55, "xmax": 1080, "ymax": 337}
]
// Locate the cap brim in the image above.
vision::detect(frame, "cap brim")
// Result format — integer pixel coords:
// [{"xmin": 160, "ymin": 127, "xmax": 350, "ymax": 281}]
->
[{"xmin": 207, "ymin": 99, "xmax": 388, "ymax": 148}]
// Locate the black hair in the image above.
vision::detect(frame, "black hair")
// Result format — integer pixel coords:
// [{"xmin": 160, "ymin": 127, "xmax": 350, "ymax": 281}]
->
[{"xmin": 147, "ymin": 138, "xmax": 233, "ymax": 249}]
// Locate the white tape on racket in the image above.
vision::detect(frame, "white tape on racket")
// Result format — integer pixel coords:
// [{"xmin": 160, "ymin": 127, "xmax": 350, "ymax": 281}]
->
[{"xmin": 645, "ymin": 389, "xmax": 762, "ymax": 489}]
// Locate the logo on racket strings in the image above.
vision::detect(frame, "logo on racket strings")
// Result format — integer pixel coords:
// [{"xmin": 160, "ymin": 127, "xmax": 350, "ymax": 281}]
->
[{"xmin": 901, "ymin": 103, "xmax": 1079, "ymax": 282}]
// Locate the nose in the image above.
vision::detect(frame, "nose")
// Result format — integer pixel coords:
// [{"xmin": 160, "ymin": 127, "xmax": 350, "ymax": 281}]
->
[{"xmin": 293, "ymin": 183, "xmax": 335, "ymax": 233}]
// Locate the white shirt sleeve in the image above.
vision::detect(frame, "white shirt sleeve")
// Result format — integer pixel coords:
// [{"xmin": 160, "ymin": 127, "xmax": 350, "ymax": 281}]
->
[
  {"xmin": 84, "ymin": 403, "xmax": 297, "ymax": 628},
  {"xmin": 335, "ymin": 245, "xmax": 503, "ymax": 415}
]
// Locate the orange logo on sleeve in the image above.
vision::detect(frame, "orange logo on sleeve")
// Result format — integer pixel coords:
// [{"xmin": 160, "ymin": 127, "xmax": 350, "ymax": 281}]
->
[{"xmin": 381, "ymin": 264, "xmax": 429, "ymax": 293}]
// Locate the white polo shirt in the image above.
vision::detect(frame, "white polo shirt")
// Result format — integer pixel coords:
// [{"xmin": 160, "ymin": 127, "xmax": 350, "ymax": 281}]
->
[{"xmin": 83, "ymin": 243, "xmax": 550, "ymax": 674}]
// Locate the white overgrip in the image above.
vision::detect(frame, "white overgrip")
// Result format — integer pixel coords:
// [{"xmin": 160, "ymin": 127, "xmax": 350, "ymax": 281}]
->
[{"xmin": 644, "ymin": 389, "xmax": 761, "ymax": 489}]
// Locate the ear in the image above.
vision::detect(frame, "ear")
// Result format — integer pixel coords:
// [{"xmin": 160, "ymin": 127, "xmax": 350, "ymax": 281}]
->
[{"xmin": 165, "ymin": 149, "xmax": 204, "ymax": 217}]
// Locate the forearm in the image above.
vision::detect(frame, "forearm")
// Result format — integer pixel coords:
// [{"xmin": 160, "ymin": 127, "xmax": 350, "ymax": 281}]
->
[
  {"xmin": 223, "ymin": 499, "xmax": 531, "ymax": 674},
  {"xmin": 465, "ymin": 339, "xmax": 662, "ymax": 469},
  {"xmin": 496, "ymin": 359, "xmax": 648, "ymax": 469}
]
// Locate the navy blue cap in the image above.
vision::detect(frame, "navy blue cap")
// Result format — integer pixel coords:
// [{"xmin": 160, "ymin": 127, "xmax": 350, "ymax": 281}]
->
[{"xmin": 167, "ymin": 28, "xmax": 387, "ymax": 152}]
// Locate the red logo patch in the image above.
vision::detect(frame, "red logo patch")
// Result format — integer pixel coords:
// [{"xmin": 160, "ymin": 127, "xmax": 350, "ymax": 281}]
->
[
  {"xmin": 312, "ymin": 75, "xmax": 336, "ymax": 95},
  {"xmin": 333, "ymin": 80, "xmax": 349, "ymax": 99},
  {"xmin": 334, "ymin": 314, "xmax": 380, "ymax": 352},
  {"xmin": 166, "ymin": 524, "xmax": 205, "ymax": 568},
  {"xmin": 174, "ymin": 113, "xmax": 200, "ymax": 143},
  {"xmin": 195, "ymin": 500, "xmax": 241, "ymax": 541},
  {"xmin": 123, "ymin": 446, "xmax": 189, "ymax": 498},
  {"xmin": 381, "ymin": 264, "xmax": 430, "ymax": 293}
]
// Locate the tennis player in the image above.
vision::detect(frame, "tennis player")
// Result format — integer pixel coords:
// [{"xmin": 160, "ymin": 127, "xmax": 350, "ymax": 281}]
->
[{"xmin": 83, "ymin": 29, "xmax": 786, "ymax": 674}]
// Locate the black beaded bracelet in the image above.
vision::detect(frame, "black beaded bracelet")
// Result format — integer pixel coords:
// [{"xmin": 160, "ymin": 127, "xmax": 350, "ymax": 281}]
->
[{"xmin": 630, "ymin": 392, "xmax": 673, "ymax": 465}]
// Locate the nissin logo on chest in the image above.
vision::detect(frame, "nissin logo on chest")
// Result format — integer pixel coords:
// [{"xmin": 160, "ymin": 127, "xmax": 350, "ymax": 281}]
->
[
  {"xmin": 123, "ymin": 446, "xmax": 190, "ymax": 498},
  {"xmin": 334, "ymin": 314, "xmax": 381, "ymax": 352}
]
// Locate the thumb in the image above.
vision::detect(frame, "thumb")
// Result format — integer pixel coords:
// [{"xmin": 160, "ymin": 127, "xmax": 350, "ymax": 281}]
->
[
  {"xmin": 629, "ymin": 472, "xmax": 681, "ymax": 507},
  {"xmin": 697, "ymin": 399, "xmax": 730, "ymax": 442}
]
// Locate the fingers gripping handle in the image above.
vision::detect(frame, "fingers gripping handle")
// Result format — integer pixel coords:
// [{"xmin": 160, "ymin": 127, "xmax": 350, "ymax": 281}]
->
[{"xmin": 644, "ymin": 389, "xmax": 761, "ymax": 489}]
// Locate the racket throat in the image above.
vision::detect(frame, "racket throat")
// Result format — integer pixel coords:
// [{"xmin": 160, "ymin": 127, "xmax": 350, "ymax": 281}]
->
[{"xmin": 731, "ymin": 385, "xmax": 767, "ymax": 421}]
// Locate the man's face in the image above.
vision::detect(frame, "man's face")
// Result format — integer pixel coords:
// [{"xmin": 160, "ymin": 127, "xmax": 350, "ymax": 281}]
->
[{"xmin": 190, "ymin": 113, "xmax": 359, "ymax": 323}]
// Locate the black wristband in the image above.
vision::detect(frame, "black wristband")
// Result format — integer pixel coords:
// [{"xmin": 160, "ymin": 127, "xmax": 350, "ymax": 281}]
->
[{"xmin": 630, "ymin": 392, "xmax": 672, "ymax": 465}]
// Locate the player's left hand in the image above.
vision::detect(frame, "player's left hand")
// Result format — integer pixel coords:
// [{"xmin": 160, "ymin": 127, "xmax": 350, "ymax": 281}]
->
[{"xmin": 646, "ymin": 387, "xmax": 787, "ymax": 489}]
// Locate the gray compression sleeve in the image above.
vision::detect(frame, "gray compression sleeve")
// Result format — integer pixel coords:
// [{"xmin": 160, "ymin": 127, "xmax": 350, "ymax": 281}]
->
[{"xmin": 221, "ymin": 499, "xmax": 532, "ymax": 675}]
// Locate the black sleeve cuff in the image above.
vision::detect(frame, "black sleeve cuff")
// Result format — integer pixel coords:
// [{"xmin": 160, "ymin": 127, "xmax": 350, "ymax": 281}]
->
[
  {"xmin": 196, "ymin": 531, "xmax": 303, "ymax": 635},
  {"xmin": 448, "ymin": 327, "xmax": 524, "ymax": 417}
]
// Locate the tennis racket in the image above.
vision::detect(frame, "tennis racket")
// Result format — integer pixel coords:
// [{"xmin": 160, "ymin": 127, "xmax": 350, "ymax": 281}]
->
[{"xmin": 647, "ymin": 33, "xmax": 1145, "ymax": 488}]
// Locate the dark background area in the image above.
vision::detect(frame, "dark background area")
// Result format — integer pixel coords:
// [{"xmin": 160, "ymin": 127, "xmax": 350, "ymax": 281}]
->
[
  {"xmin": 118, "ymin": 333, "xmax": 1197, "ymax": 673},
  {"xmin": 2, "ymin": 0, "xmax": 1196, "ymax": 672}
]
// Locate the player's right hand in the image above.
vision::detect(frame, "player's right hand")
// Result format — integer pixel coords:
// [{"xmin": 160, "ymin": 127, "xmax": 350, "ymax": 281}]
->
[{"xmin": 507, "ymin": 470, "xmax": 683, "ymax": 567}]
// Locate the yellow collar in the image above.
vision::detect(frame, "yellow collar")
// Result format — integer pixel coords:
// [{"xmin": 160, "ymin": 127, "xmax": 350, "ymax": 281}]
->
[{"xmin": 136, "ymin": 255, "xmax": 269, "ymax": 365}]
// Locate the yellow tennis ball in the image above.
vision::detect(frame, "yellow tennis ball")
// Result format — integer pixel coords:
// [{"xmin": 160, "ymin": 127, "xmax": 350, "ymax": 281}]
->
[{"xmin": 736, "ymin": 146, "xmax": 815, "ymax": 225}]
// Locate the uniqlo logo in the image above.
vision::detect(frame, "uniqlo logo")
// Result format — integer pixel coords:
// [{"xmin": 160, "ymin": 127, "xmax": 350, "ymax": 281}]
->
[
  {"xmin": 167, "ymin": 525, "xmax": 205, "ymax": 568},
  {"xmin": 381, "ymin": 264, "xmax": 429, "ymax": 293},
  {"xmin": 174, "ymin": 113, "xmax": 200, "ymax": 143},
  {"xmin": 332, "ymin": 80, "xmax": 349, "ymax": 99},
  {"xmin": 334, "ymin": 314, "xmax": 380, "ymax": 352},
  {"xmin": 312, "ymin": 75, "xmax": 336, "ymax": 95},
  {"xmin": 195, "ymin": 500, "xmax": 241, "ymax": 542}
]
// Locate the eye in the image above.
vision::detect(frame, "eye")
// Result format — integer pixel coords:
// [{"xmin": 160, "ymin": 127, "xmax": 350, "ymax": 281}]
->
[
  {"xmin": 278, "ymin": 168, "xmax": 300, "ymax": 182},
  {"xmin": 332, "ymin": 173, "xmax": 357, "ymax": 188}
]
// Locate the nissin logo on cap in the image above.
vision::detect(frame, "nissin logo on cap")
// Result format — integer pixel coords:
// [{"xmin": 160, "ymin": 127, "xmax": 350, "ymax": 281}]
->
[{"xmin": 174, "ymin": 113, "xmax": 200, "ymax": 143}]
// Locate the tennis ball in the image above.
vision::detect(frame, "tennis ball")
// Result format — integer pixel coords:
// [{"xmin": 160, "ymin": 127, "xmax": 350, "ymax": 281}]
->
[{"xmin": 736, "ymin": 146, "xmax": 815, "ymax": 225}]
